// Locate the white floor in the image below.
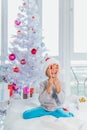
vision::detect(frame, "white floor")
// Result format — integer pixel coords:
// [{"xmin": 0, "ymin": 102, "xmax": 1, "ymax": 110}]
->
[{"xmin": 3, "ymin": 95, "xmax": 87, "ymax": 130}]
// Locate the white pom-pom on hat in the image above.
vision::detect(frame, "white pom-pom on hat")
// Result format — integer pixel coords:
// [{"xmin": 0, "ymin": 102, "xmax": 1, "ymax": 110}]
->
[{"xmin": 43, "ymin": 57, "xmax": 60, "ymax": 74}]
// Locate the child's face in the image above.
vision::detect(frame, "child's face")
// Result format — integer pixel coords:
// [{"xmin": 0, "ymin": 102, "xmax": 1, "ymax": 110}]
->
[{"xmin": 46, "ymin": 64, "xmax": 59, "ymax": 78}]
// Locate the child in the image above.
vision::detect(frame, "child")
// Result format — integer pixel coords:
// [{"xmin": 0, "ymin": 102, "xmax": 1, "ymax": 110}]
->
[{"xmin": 23, "ymin": 58, "xmax": 74, "ymax": 119}]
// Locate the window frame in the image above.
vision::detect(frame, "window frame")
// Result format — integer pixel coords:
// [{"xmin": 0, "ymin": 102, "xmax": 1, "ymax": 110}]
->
[
  {"xmin": 70, "ymin": 0, "xmax": 87, "ymax": 61},
  {"xmin": 2, "ymin": 0, "xmax": 87, "ymax": 62}
]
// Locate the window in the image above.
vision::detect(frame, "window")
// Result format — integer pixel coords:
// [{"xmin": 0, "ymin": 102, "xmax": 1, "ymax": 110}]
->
[
  {"xmin": 70, "ymin": 0, "xmax": 87, "ymax": 96},
  {"xmin": 42, "ymin": 0, "xmax": 59, "ymax": 56},
  {"xmin": 71, "ymin": 0, "xmax": 87, "ymax": 60},
  {"xmin": 74, "ymin": 0, "xmax": 87, "ymax": 53}
]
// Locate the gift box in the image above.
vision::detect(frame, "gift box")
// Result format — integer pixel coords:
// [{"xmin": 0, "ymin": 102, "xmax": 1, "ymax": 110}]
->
[
  {"xmin": 23, "ymin": 86, "xmax": 30, "ymax": 99},
  {"xmin": 30, "ymin": 88, "xmax": 34, "ymax": 97}
]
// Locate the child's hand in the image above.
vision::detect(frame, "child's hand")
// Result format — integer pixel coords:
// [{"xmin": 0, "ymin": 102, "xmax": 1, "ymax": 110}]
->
[
  {"xmin": 46, "ymin": 65, "xmax": 54, "ymax": 93},
  {"xmin": 46, "ymin": 64, "xmax": 59, "ymax": 78},
  {"xmin": 46, "ymin": 64, "xmax": 60, "ymax": 93},
  {"xmin": 48, "ymin": 77, "xmax": 54, "ymax": 87},
  {"xmin": 53, "ymin": 78, "xmax": 61, "ymax": 93},
  {"xmin": 46, "ymin": 79, "xmax": 53, "ymax": 94},
  {"xmin": 53, "ymin": 78, "xmax": 60, "ymax": 87}
]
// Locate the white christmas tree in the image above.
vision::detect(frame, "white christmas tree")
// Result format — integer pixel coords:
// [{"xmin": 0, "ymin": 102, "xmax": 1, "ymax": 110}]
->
[{"xmin": 3, "ymin": 0, "xmax": 48, "ymax": 91}]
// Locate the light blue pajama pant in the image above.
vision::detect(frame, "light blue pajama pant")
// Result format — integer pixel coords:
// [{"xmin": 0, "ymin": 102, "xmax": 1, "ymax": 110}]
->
[{"xmin": 23, "ymin": 107, "xmax": 74, "ymax": 119}]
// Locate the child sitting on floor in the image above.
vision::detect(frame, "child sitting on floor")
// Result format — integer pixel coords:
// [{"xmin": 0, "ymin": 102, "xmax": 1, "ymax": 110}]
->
[{"xmin": 23, "ymin": 57, "xmax": 74, "ymax": 119}]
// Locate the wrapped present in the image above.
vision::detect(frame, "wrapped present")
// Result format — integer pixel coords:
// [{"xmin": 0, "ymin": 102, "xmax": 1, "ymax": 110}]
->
[
  {"xmin": 23, "ymin": 86, "xmax": 30, "ymax": 99},
  {"xmin": 30, "ymin": 88, "xmax": 34, "ymax": 97},
  {"xmin": 8, "ymin": 84, "xmax": 14, "ymax": 96}
]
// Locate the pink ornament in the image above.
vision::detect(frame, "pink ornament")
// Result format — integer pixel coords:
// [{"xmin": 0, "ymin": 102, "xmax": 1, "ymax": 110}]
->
[
  {"xmin": 9, "ymin": 54, "xmax": 16, "ymax": 61},
  {"xmin": 23, "ymin": 2, "xmax": 27, "ymax": 7},
  {"xmin": 12, "ymin": 83, "xmax": 19, "ymax": 91},
  {"xmin": 13, "ymin": 67, "xmax": 19, "ymax": 73},
  {"xmin": 15, "ymin": 20, "xmax": 21, "ymax": 26},
  {"xmin": 12, "ymin": 83, "xmax": 16, "ymax": 86},
  {"xmin": 45, "ymin": 57, "xmax": 50, "ymax": 61},
  {"xmin": 20, "ymin": 59, "xmax": 26, "ymax": 65},
  {"xmin": 17, "ymin": 30, "xmax": 21, "ymax": 34},
  {"xmin": 63, "ymin": 108, "xmax": 68, "ymax": 111},
  {"xmin": 13, "ymin": 85, "xmax": 19, "ymax": 91},
  {"xmin": 32, "ymin": 16, "xmax": 35, "ymax": 19},
  {"xmin": 23, "ymin": 87, "xmax": 30, "ymax": 94},
  {"xmin": 32, "ymin": 27, "xmax": 34, "ymax": 31},
  {"xmin": 31, "ymin": 48, "xmax": 37, "ymax": 55}
]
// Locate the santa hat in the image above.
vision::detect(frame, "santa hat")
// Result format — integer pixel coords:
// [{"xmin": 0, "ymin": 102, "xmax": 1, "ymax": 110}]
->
[{"xmin": 43, "ymin": 57, "xmax": 60, "ymax": 74}]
